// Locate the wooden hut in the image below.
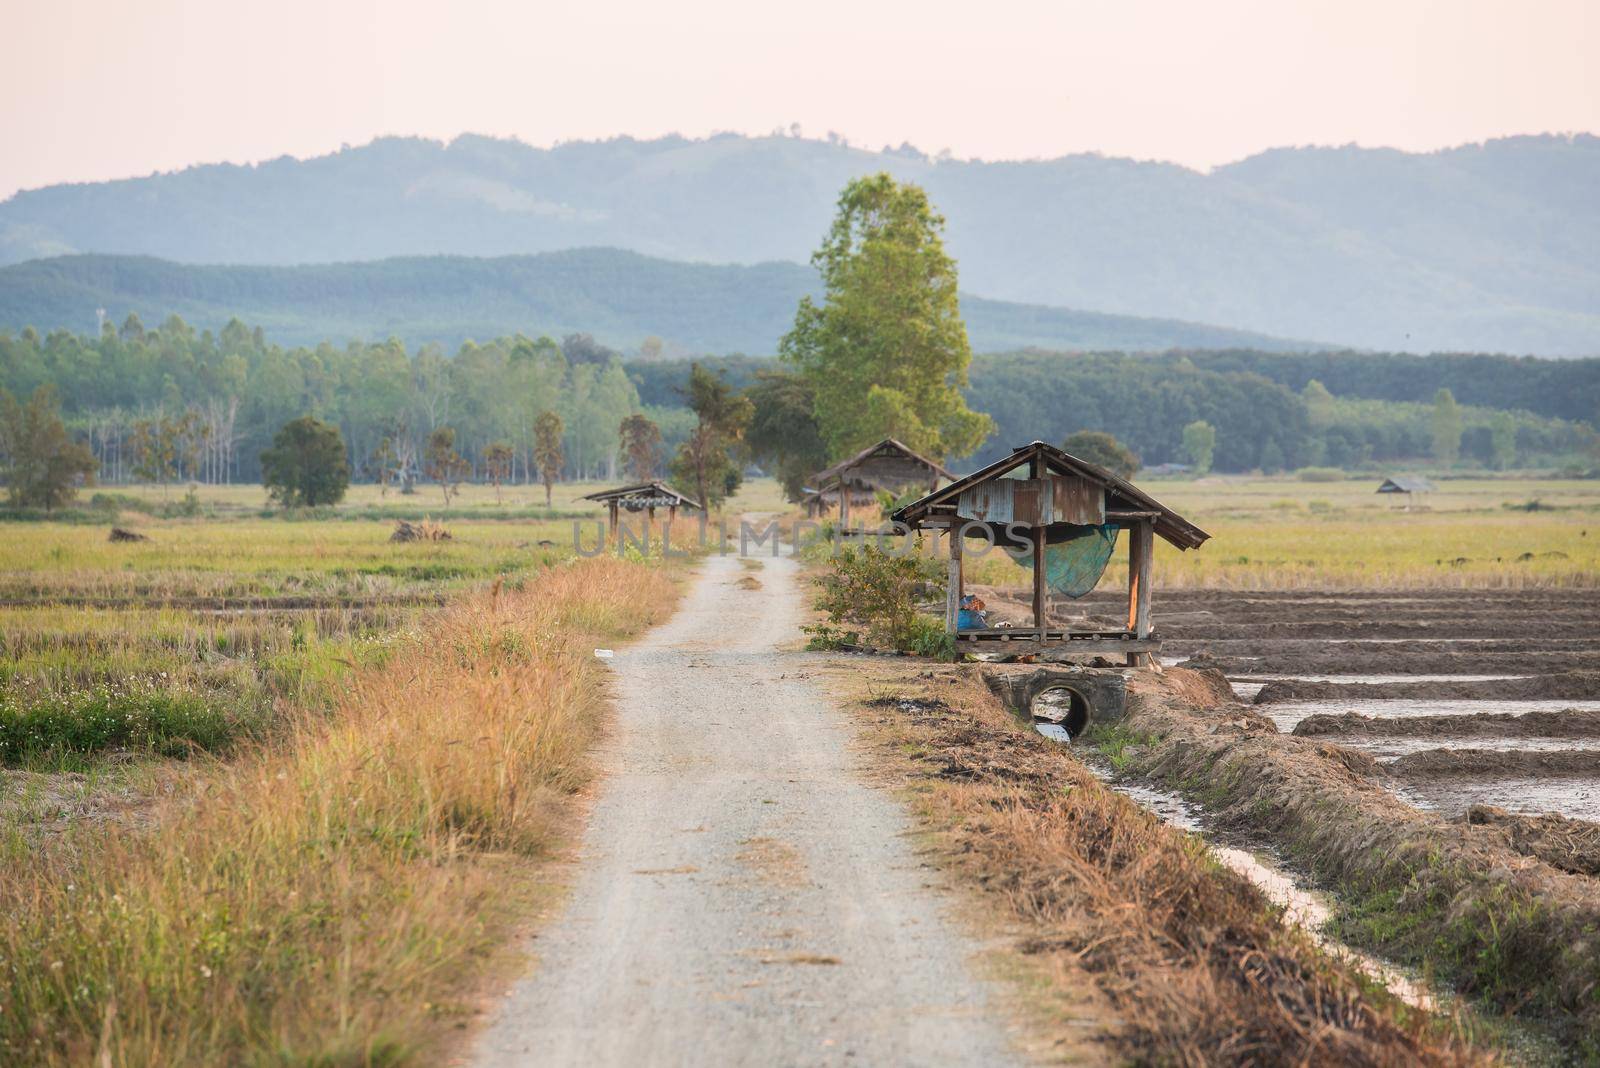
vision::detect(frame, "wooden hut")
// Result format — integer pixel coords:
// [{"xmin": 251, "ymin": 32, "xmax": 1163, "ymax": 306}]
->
[
  {"xmin": 812, "ymin": 438, "xmax": 954, "ymax": 528},
  {"xmin": 1377, "ymin": 475, "xmax": 1434, "ymax": 509},
  {"xmin": 581, "ymin": 481, "xmax": 702, "ymax": 536},
  {"xmin": 891, "ymin": 441, "xmax": 1210, "ymax": 665}
]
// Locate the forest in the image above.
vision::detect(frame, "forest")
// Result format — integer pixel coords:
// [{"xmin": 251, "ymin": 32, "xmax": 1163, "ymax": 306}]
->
[
  {"xmin": 2, "ymin": 316, "xmax": 1595, "ymax": 490},
  {"xmin": 0, "ymin": 250, "xmax": 1304, "ymax": 355}
]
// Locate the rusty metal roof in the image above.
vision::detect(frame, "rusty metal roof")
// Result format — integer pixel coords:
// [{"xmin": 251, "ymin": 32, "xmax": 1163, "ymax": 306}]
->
[
  {"xmin": 812, "ymin": 438, "xmax": 956, "ymax": 486},
  {"xmin": 892, "ymin": 441, "xmax": 1211, "ymax": 550}
]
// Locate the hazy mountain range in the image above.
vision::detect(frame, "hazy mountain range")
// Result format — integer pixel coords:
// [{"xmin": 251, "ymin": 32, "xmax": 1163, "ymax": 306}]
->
[
  {"xmin": 0, "ymin": 250, "xmax": 1309, "ymax": 354},
  {"xmin": 2, "ymin": 132, "xmax": 1597, "ymax": 355}
]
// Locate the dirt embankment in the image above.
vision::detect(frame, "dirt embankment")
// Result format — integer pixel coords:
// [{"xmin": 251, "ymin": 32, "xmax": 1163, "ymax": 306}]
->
[
  {"xmin": 1253, "ymin": 671, "xmax": 1600, "ymax": 705},
  {"xmin": 1295, "ymin": 708, "xmax": 1600, "ymax": 739},
  {"xmin": 834, "ymin": 664, "xmax": 1476, "ymax": 1067},
  {"xmin": 1120, "ymin": 667, "xmax": 1600, "ymax": 1046},
  {"xmin": 1464, "ymin": 806, "xmax": 1600, "ymax": 878},
  {"xmin": 1183, "ymin": 648, "xmax": 1600, "ymax": 677},
  {"xmin": 1388, "ymin": 748, "xmax": 1600, "ymax": 778}
]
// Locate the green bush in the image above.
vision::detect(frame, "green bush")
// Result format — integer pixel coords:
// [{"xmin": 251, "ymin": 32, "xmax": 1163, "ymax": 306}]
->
[
  {"xmin": 88, "ymin": 491, "xmax": 157, "ymax": 515},
  {"xmin": 805, "ymin": 543, "xmax": 951, "ymax": 657}
]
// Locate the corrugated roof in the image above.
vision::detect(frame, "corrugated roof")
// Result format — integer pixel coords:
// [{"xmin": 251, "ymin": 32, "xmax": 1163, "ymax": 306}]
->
[{"xmin": 892, "ymin": 441, "xmax": 1210, "ymax": 551}]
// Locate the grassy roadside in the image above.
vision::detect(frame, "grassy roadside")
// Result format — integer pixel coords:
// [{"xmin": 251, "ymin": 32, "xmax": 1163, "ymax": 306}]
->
[
  {"xmin": 0, "ymin": 554, "xmax": 681, "ymax": 1066},
  {"xmin": 815, "ymin": 659, "xmax": 1483, "ymax": 1066},
  {"xmin": 1112, "ymin": 668, "xmax": 1600, "ymax": 1056}
]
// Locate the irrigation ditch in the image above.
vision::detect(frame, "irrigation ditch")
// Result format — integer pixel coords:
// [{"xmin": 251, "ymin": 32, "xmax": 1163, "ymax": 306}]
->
[{"xmin": 994, "ymin": 586, "xmax": 1600, "ymax": 1057}]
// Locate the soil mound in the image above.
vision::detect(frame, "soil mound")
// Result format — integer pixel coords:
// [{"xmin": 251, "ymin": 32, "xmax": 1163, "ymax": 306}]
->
[
  {"xmin": 1295, "ymin": 709, "xmax": 1600, "ymax": 739},
  {"xmin": 1386, "ymin": 748, "xmax": 1600, "ymax": 779},
  {"xmin": 1463, "ymin": 805, "xmax": 1600, "ymax": 877},
  {"xmin": 1254, "ymin": 671, "xmax": 1600, "ymax": 705}
]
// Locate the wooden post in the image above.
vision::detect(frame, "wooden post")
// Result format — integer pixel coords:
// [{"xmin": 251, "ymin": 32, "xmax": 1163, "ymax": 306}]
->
[
  {"xmin": 838, "ymin": 477, "xmax": 850, "ymax": 530},
  {"xmin": 607, "ymin": 500, "xmax": 619, "ymax": 539},
  {"xmin": 1126, "ymin": 519, "xmax": 1153, "ymax": 665},
  {"xmin": 1028, "ymin": 451, "xmax": 1046, "ymax": 642},
  {"xmin": 946, "ymin": 525, "xmax": 964, "ymax": 635},
  {"xmin": 1032, "ymin": 526, "xmax": 1046, "ymax": 641}
]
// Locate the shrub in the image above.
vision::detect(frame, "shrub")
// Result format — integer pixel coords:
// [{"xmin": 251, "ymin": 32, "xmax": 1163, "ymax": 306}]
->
[{"xmin": 805, "ymin": 543, "xmax": 949, "ymax": 656}]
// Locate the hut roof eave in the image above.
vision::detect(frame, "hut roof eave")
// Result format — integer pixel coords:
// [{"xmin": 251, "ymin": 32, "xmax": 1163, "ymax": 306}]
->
[{"xmin": 891, "ymin": 440, "xmax": 1211, "ymax": 551}]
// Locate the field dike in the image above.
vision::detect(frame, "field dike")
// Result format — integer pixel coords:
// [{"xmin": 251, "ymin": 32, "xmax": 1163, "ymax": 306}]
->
[
  {"xmin": 1118, "ymin": 667, "xmax": 1600, "ymax": 1052},
  {"xmin": 838, "ymin": 664, "xmax": 1478, "ymax": 1066},
  {"xmin": 0, "ymin": 555, "xmax": 677, "ymax": 1067},
  {"xmin": 1253, "ymin": 673, "xmax": 1600, "ymax": 705}
]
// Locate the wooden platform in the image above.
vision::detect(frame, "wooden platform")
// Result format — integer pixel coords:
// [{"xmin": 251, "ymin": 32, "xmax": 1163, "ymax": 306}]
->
[{"xmin": 956, "ymin": 628, "xmax": 1160, "ymax": 655}]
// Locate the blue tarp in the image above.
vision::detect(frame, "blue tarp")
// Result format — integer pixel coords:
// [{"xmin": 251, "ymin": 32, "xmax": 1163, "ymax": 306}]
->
[{"xmin": 1011, "ymin": 523, "xmax": 1120, "ymax": 598}]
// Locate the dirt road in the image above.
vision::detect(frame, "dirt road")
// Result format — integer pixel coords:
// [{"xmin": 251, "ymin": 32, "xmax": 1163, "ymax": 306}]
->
[{"xmin": 472, "ymin": 553, "xmax": 1025, "ymax": 1067}]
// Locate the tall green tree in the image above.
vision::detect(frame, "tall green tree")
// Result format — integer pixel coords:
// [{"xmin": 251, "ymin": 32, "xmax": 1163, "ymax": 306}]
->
[
  {"xmin": 780, "ymin": 173, "xmax": 992, "ymax": 462},
  {"xmin": 1488, "ymin": 411, "xmax": 1517, "ymax": 471},
  {"xmin": 481, "ymin": 441, "xmax": 514, "ymax": 503},
  {"xmin": 1180, "ymin": 420, "xmax": 1216, "ymax": 475},
  {"xmin": 671, "ymin": 363, "xmax": 752, "ymax": 510},
  {"xmin": 533, "ymin": 410, "xmax": 564, "ymax": 508},
  {"xmin": 1062, "ymin": 430, "xmax": 1140, "ymax": 480},
  {"xmin": 618, "ymin": 414, "xmax": 662, "ymax": 482},
  {"xmin": 260, "ymin": 416, "xmax": 349, "ymax": 507},
  {"xmin": 0, "ymin": 385, "xmax": 96, "ymax": 511},
  {"xmin": 745, "ymin": 370, "xmax": 828, "ymax": 502},
  {"xmin": 1431, "ymin": 387, "xmax": 1462, "ymax": 467},
  {"xmin": 424, "ymin": 427, "xmax": 469, "ymax": 506}
]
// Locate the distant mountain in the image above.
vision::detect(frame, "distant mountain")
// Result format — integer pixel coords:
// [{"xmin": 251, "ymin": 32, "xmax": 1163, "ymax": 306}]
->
[
  {"xmin": 0, "ymin": 250, "xmax": 1316, "ymax": 354},
  {"xmin": 2, "ymin": 132, "xmax": 1598, "ymax": 354}
]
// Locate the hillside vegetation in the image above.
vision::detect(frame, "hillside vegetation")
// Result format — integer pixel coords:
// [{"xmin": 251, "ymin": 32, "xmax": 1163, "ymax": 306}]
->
[
  {"xmin": 3, "ymin": 132, "xmax": 1598, "ymax": 353},
  {"xmin": 0, "ymin": 250, "xmax": 1308, "ymax": 354}
]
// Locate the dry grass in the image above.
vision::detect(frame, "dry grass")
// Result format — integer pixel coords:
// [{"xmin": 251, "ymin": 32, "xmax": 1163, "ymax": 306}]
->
[
  {"xmin": 835, "ymin": 664, "xmax": 1483, "ymax": 1067},
  {"xmin": 0, "ymin": 555, "xmax": 677, "ymax": 1066}
]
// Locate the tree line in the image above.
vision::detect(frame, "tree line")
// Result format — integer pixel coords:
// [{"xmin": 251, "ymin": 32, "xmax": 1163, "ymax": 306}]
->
[
  {"xmin": 0, "ymin": 319, "xmax": 695, "ymax": 492},
  {"xmin": 4, "ymin": 172, "xmax": 1597, "ymax": 515}
]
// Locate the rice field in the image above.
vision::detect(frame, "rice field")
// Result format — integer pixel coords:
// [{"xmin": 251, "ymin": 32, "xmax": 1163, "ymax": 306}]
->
[
  {"xmin": 960, "ymin": 475, "xmax": 1600, "ymax": 590},
  {"xmin": 0, "ymin": 513, "xmax": 578, "ymax": 770}
]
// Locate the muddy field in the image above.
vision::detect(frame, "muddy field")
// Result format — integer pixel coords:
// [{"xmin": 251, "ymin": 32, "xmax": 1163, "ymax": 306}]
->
[
  {"xmin": 1128, "ymin": 588, "xmax": 1600, "ymax": 825},
  {"xmin": 979, "ymin": 585, "xmax": 1600, "ymax": 825}
]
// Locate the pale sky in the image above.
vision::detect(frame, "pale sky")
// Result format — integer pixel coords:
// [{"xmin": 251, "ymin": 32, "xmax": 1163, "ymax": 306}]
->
[{"xmin": 2, "ymin": 0, "xmax": 1596, "ymax": 199}]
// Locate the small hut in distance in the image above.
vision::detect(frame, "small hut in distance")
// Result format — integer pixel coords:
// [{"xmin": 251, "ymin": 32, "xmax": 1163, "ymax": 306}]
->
[
  {"xmin": 812, "ymin": 438, "xmax": 954, "ymax": 528},
  {"xmin": 582, "ymin": 481, "xmax": 702, "ymax": 536},
  {"xmin": 1377, "ymin": 475, "xmax": 1435, "ymax": 509}
]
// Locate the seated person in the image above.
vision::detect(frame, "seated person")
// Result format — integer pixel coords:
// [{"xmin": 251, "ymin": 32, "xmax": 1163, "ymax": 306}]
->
[{"xmin": 956, "ymin": 593, "xmax": 989, "ymax": 631}]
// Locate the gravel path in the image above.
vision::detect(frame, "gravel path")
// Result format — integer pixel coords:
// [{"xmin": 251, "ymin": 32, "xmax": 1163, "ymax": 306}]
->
[{"xmin": 472, "ymin": 553, "xmax": 1025, "ymax": 1067}]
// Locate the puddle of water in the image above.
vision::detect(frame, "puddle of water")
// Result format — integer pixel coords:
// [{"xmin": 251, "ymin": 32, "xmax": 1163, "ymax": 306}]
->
[
  {"xmin": 1033, "ymin": 722, "xmax": 1072, "ymax": 743},
  {"xmin": 1097, "ymin": 778, "xmax": 1435, "ymax": 1009},
  {"xmin": 1263, "ymin": 699, "xmax": 1600, "ymax": 733},
  {"xmin": 1354, "ymin": 737, "xmax": 1600, "ymax": 759},
  {"xmin": 1231, "ymin": 674, "xmax": 1537, "ymax": 702},
  {"xmin": 1395, "ymin": 776, "xmax": 1600, "ymax": 823}
]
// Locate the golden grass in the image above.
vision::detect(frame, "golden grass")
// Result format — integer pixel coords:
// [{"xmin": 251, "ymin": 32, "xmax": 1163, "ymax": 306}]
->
[
  {"xmin": 958, "ymin": 507, "xmax": 1599, "ymax": 591},
  {"xmin": 0, "ymin": 555, "xmax": 677, "ymax": 1066},
  {"xmin": 834, "ymin": 664, "xmax": 1484, "ymax": 1066}
]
